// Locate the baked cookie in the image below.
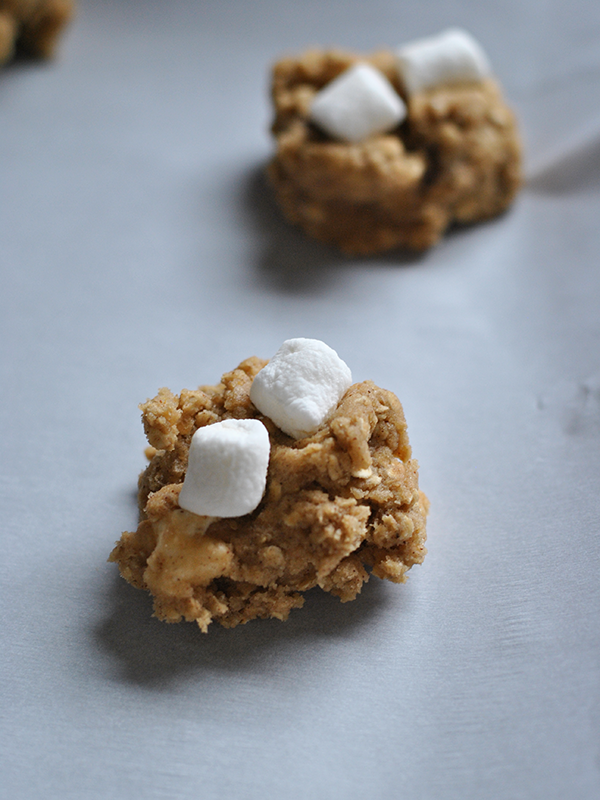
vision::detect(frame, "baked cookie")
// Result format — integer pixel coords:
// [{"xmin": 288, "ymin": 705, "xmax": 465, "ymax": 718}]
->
[
  {"xmin": 0, "ymin": 0, "xmax": 74, "ymax": 64},
  {"xmin": 268, "ymin": 41, "xmax": 521, "ymax": 254},
  {"xmin": 110, "ymin": 346, "xmax": 428, "ymax": 632}
]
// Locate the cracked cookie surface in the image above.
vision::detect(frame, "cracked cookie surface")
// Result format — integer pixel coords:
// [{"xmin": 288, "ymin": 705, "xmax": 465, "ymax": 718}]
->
[{"xmin": 110, "ymin": 356, "xmax": 428, "ymax": 631}]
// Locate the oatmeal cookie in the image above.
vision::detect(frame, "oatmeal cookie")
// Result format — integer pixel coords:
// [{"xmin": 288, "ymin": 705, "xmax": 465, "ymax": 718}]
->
[
  {"xmin": 268, "ymin": 49, "xmax": 521, "ymax": 254},
  {"xmin": 110, "ymin": 356, "xmax": 428, "ymax": 631},
  {"xmin": 0, "ymin": 0, "xmax": 74, "ymax": 64}
]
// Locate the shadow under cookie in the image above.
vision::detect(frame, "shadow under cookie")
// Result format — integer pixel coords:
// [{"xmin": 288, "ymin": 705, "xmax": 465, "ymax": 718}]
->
[{"xmin": 94, "ymin": 570, "xmax": 395, "ymax": 688}]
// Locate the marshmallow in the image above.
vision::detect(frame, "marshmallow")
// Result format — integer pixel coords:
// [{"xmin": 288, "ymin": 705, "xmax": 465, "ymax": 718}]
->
[
  {"xmin": 396, "ymin": 28, "xmax": 491, "ymax": 94},
  {"xmin": 178, "ymin": 419, "xmax": 270, "ymax": 518},
  {"xmin": 250, "ymin": 338, "xmax": 352, "ymax": 439},
  {"xmin": 309, "ymin": 62, "xmax": 406, "ymax": 143}
]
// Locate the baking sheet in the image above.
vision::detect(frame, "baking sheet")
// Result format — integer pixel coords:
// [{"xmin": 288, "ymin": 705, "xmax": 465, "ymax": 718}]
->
[{"xmin": 1, "ymin": 1, "xmax": 599, "ymax": 798}]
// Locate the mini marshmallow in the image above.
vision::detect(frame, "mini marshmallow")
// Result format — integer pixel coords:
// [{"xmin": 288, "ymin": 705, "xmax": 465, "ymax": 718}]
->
[
  {"xmin": 309, "ymin": 62, "xmax": 406, "ymax": 143},
  {"xmin": 250, "ymin": 338, "xmax": 352, "ymax": 439},
  {"xmin": 178, "ymin": 418, "xmax": 270, "ymax": 518},
  {"xmin": 396, "ymin": 28, "xmax": 491, "ymax": 94}
]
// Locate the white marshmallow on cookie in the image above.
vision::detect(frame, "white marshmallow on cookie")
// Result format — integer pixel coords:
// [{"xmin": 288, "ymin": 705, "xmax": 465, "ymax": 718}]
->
[
  {"xmin": 396, "ymin": 28, "xmax": 491, "ymax": 94},
  {"xmin": 309, "ymin": 62, "xmax": 406, "ymax": 143},
  {"xmin": 250, "ymin": 338, "xmax": 352, "ymax": 439},
  {"xmin": 178, "ymin": 418, "xmax": 270, "ymax": 518}
]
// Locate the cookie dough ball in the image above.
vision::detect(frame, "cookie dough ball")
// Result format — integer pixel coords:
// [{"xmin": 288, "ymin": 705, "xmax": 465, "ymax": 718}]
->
[
  {"xmin": 267, "ymin": 48, "xmax": 521, "ymax": 254},
  {"xmin": 0, "ymin": 0, "xmax": 75, "ymax": 64},
  {"xmin": 110, "ymin": 355, "xmax": 428, "ymax": 632}
]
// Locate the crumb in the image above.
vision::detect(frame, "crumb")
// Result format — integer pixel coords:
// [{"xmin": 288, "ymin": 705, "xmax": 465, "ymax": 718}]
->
[
  {"xmin": 268, "ymin": 49, "xmax": 522, "ymax": 254},
  {"xmin": 0, "ymin": 0, "xmax": 75, "ymax": 64},
  {"xmin": 110, "ymin": 357, "xmax": 428, "ymax": 632}
]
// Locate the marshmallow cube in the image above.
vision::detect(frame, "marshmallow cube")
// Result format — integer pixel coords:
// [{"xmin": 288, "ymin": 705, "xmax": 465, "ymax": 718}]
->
[
  {"xmin": 178, "ymin": 419, "xmax": 270, "ymax": 518},
  {"xmin": 250, "ymin": 338, "xmax": 352, "ymax": 439},
  {"xmin": 396, "ymin": 28, "xmax": 491, "ymax": 94},
  {"xmin": 309, "ymin": 62, "xmax": 406, "ymax": 143}
]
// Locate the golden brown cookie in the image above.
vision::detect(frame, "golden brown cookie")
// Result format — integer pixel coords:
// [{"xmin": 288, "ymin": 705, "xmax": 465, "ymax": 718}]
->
[
  {"xmin": 268, "ymin": 49, "xmax": 522, "ymax": 254},
  {"xmin": 110, "ymin": 356, "xmax": 428, "ymax": 631}
]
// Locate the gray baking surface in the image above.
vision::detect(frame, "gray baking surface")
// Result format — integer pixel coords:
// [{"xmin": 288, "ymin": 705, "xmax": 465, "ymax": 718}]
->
[{"xmin": 1, "ymin": 1, "xmax": 599, "ymax": 798}]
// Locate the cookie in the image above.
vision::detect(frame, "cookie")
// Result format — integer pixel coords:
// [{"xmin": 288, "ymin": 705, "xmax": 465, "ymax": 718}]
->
[
  {"xmin": 0, "ymin": 0, "xmax": 75, "ymax": 64},
  {"xmin": 268, "ymin": 46, "xmax": 521, "ymax": 254},
  {"xmin": 110, "ymin": 351, "xmax": 428, "ymax": 631}
]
